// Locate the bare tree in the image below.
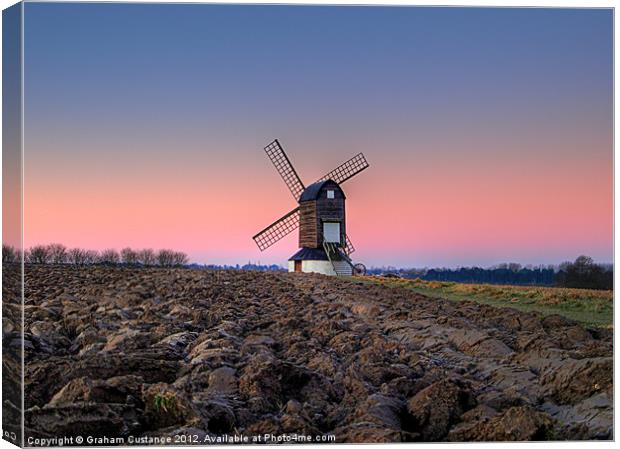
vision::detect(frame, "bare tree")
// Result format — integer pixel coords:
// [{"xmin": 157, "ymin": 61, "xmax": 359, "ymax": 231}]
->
[
  {"xmin": 99, "ymin": 249, "xmax": 120, "ymax": 265},
  {"xmin": 47, "ymin": 243, "xmax": 68, "ymax": 264},
  {"xmin": 28, "ymin": 245, "xmax": 51, "ymax": 264},
  {"xmin": 2, "ymin": 244, "xmax": 17, "ymax": 263},
  {"xmin": 508, "ymin": 263, "xmax": 522, "ymax": 272},
  {"xmin": 156, "ymin": 249, "xmax": 176, "ymax": 267},
  {"xmin": 137, "ymin": 248, "xmax": 156, "ymax": 266},
  {"xmin": 84, "ymin": 250, "xmax": 99, "ymax": 265},
  {"xmin": 172, "ymin": 251, "xmax": 189, "ymax": 266},
  {"xmin": 120, "ymin": 247, "xmax": 138, "ymax": 265},
  {"xmin": 67, "ymin": 248, "xmax": 92, "ymax": 266},
  {"xmin": 68, "ymin": 248, "xmax": 85, "ymax": 265}
]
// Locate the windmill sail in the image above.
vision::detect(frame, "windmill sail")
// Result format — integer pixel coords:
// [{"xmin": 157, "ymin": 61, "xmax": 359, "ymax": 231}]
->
[
  {"xmin": 264, "ymin": 139, "xmax": 306, "ymax": 200},
  {"xmin": 344, "ymin": 234, "xmax": 356, "ymax": 256},
  {"xmin": 253, "ymin": 207, "xmax": 300, "ymax": 251},
  {"xmin": 318, "ymin": 153, "xmax": 369, "ymax": 185}
]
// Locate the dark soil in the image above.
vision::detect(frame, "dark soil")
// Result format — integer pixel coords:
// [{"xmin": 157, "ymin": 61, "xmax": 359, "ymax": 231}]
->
[{"xmin": 3, "ymin": 265, "xmax": 613, "ymax": 443}]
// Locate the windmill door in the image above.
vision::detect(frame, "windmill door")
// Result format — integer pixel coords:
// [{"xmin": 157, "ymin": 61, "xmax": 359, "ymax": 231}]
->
[
  {"xmin": 323, "ymin": 222, "xmax": 341, "ymax": 244},
  {"xmin": 294, "ymin": 260, "xmax": 302, "ymax": 272}
]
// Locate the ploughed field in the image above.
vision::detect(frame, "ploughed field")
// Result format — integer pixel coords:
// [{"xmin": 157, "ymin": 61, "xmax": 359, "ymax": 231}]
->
[{"xmin": 4, "ymin": 265, "xmax": 613, "ymax": 442}]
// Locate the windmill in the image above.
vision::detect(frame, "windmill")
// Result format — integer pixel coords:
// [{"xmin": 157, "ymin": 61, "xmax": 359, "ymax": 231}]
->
[{"xmin": 252, "ymin": 139, "xmax": 369, "ymax": 276}]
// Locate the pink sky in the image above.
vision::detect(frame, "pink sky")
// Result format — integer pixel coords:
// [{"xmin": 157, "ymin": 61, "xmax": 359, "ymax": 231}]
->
[{"xmin": 20, "ymin": 130, "xmax": 612, "ymax": 267}]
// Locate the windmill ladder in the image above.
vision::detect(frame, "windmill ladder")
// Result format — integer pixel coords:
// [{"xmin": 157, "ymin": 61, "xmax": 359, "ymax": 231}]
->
[{"xmin": 323, "ymin": 242, "xmax": 354, "ymax": 276}]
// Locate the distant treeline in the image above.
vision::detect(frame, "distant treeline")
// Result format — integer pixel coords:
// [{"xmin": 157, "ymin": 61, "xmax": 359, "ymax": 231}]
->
[
  {"xmin": 555, "ymin": 256, "xmax": 613, "ymax": 290},
  {"xmin": 2, "ymin": 244, "xmax": 189, "ymax": 268},
  {"xmin": 4, "ymin": 245, "xmax": 611, "ymax": 290},
  {"xmin": 369, "ymin": 256, "xmax": 613, "ymax": 290},
  {"xmin": 189, "ymin": 263, "xmax": 285, "ymax": 272},
  {"xmin": 2, "ymin": 244, "xmax": 283, "ymax": 272}
]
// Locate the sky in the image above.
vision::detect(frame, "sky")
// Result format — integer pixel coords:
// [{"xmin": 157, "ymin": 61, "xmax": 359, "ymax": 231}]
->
[{"xmin": 11, "ymin": 3, "xmax": 613, "ymax": 267}]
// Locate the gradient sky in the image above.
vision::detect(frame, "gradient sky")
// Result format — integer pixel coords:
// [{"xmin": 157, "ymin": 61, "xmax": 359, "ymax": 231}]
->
[{"xmin": 17, "ymin": 3, "xmax": 613, "ymax": 267}]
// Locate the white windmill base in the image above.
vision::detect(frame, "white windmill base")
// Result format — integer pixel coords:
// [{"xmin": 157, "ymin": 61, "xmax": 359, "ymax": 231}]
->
[{"xmin": 288, "ymin": 259, "xmax": 352, "ymax": 276}]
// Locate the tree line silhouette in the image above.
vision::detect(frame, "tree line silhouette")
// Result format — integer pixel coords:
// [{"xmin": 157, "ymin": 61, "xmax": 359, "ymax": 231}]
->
[
  {"xmin": 368, "ymin": 256, "xmax": 612, "ymax": 290},
  {"xmin": 2, "ymin": 244, "xmax": 188, "ymax": 268},
  {"xmin": 555, "ymin": 256, "xmax": 613, "ymax": 290},
  {"xmin": 3, "ymin": 245, "xmax": 612, "ymax": 290}
]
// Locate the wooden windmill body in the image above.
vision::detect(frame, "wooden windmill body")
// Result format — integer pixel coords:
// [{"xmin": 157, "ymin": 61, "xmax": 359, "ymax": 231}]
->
[{"xmin": 253, "ymin": 139, "xmax": 369, "ymax": 276}]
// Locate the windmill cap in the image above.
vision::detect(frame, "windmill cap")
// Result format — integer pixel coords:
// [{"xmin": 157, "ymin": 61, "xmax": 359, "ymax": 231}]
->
[{"xmin": 298, "ymin": 179, "xmax": 345, "ymax": 202}]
